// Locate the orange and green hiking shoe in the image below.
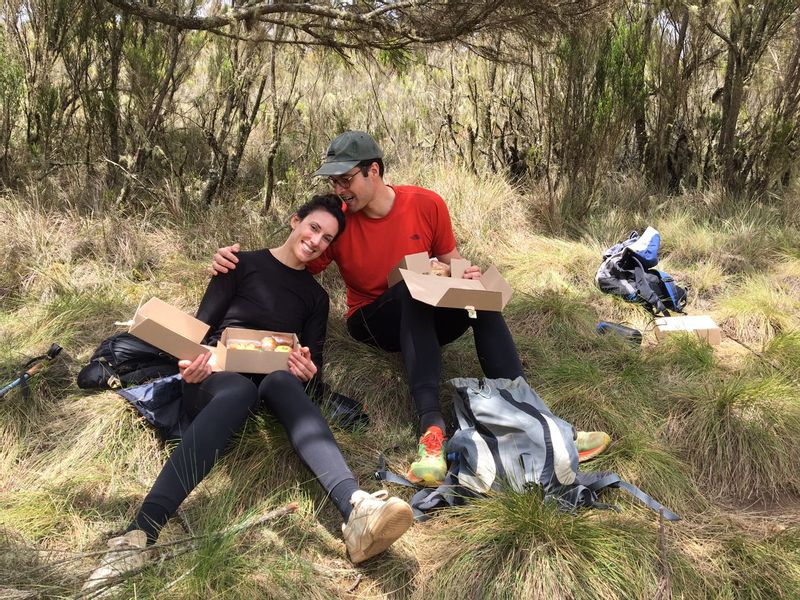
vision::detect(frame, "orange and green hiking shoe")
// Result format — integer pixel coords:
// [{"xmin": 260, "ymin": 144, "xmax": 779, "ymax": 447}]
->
[
  {"xmin": 406, "ymin": 426, "xmax": 447, "ymax": 486},
  {"xmin": 576, "ymin": 430, "xmax": 612, "ymax": 463}
]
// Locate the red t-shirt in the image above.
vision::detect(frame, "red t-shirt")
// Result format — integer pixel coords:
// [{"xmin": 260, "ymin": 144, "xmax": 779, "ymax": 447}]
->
[{"xmin": 308, "ymin": 185, "xmax": 458, "ymax": 317}]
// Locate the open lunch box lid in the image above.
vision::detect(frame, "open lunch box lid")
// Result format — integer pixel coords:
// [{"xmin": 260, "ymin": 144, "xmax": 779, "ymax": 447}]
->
[
  {"xmin": 128, "ymin": 297, "xmax": 210, "ymax": 361},
  {"xmin": 388, "ymin": 252, "xmax": 513, "ymax": 312}
]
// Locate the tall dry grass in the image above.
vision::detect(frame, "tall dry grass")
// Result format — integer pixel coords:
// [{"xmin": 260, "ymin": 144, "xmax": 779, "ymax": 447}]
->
[{"xmin": 1, "ymin": 166, "xmax": 799, "ymax": 598}]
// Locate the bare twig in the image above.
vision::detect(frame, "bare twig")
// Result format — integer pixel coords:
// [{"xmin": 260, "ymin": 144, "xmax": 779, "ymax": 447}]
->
[
  {"xmin": 0, "ymin": 587, "xmax": 40, "ymax": 600},
  {"xmin": 653, "ymin": 508, "xmax": 671, "ymax": 600},
  {"xmin": 74, "ymin": 502, "xmax": 298, "ymax": 598},
  {"xmin": 36, "ymin": 159, "xmax": 101, "ymax": 181},
  {"xmin": 726, "ymin": 333, "xmax": 800, "ymax": 388},
  {"xmin": 361, "ymin": 54, "xmax": 397, "ymax": 148},
  {"xmin": 174, "ymin": 507, "xmax": 194, "ymax": 537},
  {"xmin": 308, "ymin": 563, "xmax": 359, "ymax": 577},
  {"xmin": 347, "ymin": 573, "xmax": 364, "ymax": 592},
  {"xmin": 102, "ymin": 158, "xmax": 161, "ymax": 203},
  {"xmin": 223, "ymin": 501, "xmax": 299, "ymax": 537},
  {"xmin": 20, "ymin": 502, "xmax": 299, "ymax": 597},
  {"xmin": 158, "ymin": 563, "xmax": 198, "ymax": 594}
]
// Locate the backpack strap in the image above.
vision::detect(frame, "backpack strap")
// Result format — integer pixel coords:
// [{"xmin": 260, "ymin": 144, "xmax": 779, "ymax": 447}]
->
[
  {"xmin": 653, "ymin": 270, "xmax": 686, "ymax": 313},
  {"xmin": 578, "ymin": 472, "xmax": 680, "ymax": 521},
  {"xmin": 408, "ymin": 479, "xmax": 465, "ymax": 521},
  {"xmin": 373, "ymin": 453, "xmax": 470, "ymax": 521},
  {"xmin": 625, "ymin": 251, "xmax": 670, "ymax": 316},
  {"xmin": 373, "ymin": 453, "xmax": 422, "ymax": 488},
  {"xmin": 544, "ymin": 484, "xmax": 600, "ymax": 513}
]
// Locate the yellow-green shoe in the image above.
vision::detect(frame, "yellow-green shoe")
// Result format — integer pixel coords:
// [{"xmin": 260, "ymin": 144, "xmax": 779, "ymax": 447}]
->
[
  {"xmin": 576, "ymin": 430, "xmax": 612, "ymax": 463},
  {"xmin": 406, "ymin": 426, "xmax": 447, "ymax": 486}
]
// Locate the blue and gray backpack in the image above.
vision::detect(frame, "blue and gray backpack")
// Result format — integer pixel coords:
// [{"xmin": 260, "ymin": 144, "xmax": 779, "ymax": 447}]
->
[
  {"xmin": 595, "ymin": 227, "xmax": 688, "ymax": 317},
  {"xmin": 377, "ymin": 377, "xmax": 679, "ymax": 523}
]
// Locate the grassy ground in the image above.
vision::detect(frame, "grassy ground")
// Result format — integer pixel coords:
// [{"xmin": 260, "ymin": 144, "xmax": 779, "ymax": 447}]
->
[{"xmin": 1, "ymin": 167, "xmax": 799, "ymax": 599}]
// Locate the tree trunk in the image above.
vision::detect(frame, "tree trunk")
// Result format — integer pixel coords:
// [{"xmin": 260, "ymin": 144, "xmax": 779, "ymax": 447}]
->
[
  {"xmin": 103, "ymin": 15, "xmax": 125, "ymax": 188},
  {"xmin": 226, "ymin": 75, "xmax": 267, "ymax": 187},
  {"xmin": 263, "ymin": 43, "xmax": 280, "ymax": 213},
  {"xmin": 717, "ymin": 43, "xmax": 745, "ymax": 188},
  {"xmin": 117, "ymin": 27, "xmax": 181, "ymax": 205}
]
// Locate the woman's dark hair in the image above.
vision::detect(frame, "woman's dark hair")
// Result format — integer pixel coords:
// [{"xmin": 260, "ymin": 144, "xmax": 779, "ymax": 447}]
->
[{"xmin": 295, "ymin": 193, "xmax": 346, "ymax": 240}]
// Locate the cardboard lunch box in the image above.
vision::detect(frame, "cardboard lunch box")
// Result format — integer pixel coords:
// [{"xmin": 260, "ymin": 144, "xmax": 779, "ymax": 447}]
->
[
  {"xmin": 214, "ymin": 327, "xmax": 299, "ymax": 374},
  {"xmin": 653, "ymin": 315, "xmax": 722, "ymax": 346},
  {"xmin": 127, "ymin": 298, "xmax": 296, "ymax": 373},
  {"xmin": 387, "ymin": 252, "xmax": 513, "ymax": 312},
  {"xmin": 128, "ymin": 297, "xmax": 211, "ymax": 362}
]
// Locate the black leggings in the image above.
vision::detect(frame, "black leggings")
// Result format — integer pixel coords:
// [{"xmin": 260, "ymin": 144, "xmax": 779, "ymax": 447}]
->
[
  {"xmin": 130, "ymin": 370, "xmax": 357, "ymax": 543},
  {"xmin": 347, "ymin": 281, "xmax": 524, "ymax": 432}
]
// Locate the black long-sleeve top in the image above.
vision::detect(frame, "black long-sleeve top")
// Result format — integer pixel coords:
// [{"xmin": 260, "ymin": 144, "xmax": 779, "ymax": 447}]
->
[{"xmin": 195, "ymin": 249, "xmax": 329, "ymax": 376}]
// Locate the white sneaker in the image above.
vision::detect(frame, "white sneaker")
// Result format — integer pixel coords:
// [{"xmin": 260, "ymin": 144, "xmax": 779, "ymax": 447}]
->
[
  {"xmin": 342, "ymin": 490, "xmax": 413, "ymax": 564},
  {"xmin": 81, "ymin": 529, "xmax": 149, "ymax": 594}
]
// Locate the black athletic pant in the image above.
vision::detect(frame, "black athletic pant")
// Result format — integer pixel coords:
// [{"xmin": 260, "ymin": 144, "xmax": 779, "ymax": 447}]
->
[
  {"xmin": 129, "ymin": 370, "xmax": 358, "ymax": 543},
  {"xmin": 346, "ymin": 281, "xmax": 524, "ymax": 433}
]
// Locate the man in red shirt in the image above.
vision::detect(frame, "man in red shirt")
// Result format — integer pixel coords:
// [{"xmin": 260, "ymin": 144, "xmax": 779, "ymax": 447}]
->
[{"xmin": 212, "ymin": 132, "xmax": 610, "ymax": 485}]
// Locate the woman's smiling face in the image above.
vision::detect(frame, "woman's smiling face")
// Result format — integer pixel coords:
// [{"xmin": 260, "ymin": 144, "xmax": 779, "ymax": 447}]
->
[{"xmin": 288, "ymin": 209, "xmax": 340, "ymax": 264}]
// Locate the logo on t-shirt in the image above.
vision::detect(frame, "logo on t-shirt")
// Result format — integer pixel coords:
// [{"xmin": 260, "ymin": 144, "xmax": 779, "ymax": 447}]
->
[{"xmin": 410, "ymin": 233, "xmax": 421, "ymax": 240}]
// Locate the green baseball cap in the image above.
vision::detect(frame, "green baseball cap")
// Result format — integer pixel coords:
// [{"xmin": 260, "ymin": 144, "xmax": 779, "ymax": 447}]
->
[{"xmin": 312, "ymin": 131, "xmax": 383, "ymax": 177}]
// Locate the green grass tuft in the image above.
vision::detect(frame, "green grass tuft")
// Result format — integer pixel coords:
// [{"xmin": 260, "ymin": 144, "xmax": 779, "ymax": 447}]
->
[
  {"xmin": 668, "ymin": 375, "xmax": 800, "ymax": 501},
  {"xmin": 720, "ymin": 273, "xmax": 800, "ymax": 343},
  {"xmin": 421, "ymin": 488, "xmax": 669, "ymax": 600},
  {"xmin": 718, "ymin": 528, "xmax": 800, "ymax": 599},
  {"xmin": 646, "ymin": 333, "xmax": 717, "ymax": 375},
  {"xmin": 762, "ymin": 332, "xmax": 800, "ymax": 374},
  {"xmin": 586, "ymin": 430, "xmax": 705, "ymax": 515}
]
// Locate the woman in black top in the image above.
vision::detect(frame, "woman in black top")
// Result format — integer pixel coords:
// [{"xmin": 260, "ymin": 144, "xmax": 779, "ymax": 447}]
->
[{"xmin": 83, "ymin": 196, "xmax": 413, "ymax": 593}]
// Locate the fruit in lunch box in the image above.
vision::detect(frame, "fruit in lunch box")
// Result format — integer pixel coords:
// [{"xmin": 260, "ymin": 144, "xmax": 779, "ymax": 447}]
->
[
  {"xmin": 272, "ymin": 333, "xmax": 293, "ymax": 347},
  {"xmin": 227, "ymin": 335, "xmax": 293, "ymax": 353},
  {"xmin": 228, "ymin": 340, "xmax": 261, "ymax": 351},
  {"xmin": 429, "ymin": 259, "xmax": 450, "ymax": 277}
]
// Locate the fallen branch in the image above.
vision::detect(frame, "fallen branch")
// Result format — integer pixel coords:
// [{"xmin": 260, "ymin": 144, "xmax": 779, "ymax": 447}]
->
[
  {"xmin": 726, "ymin": 333, "xmax": 800, "ymax": 389},
  {"xmin": 653, "ymin": 508, "xmax": 672, "ymax": 600},
  {"xmin": 0, "ymin": 587, "xmax": 41, "ymax": 600},
  {"xmin": 17, "ymin": 502, "xmax": 298, "ymax": 599},
  {"xmin": 75, "ymin": 502, "xmax": 298, "ymax": 598},
  {"xmin": 156, "ymin": 563, "xmax": 198, "ymax": 595},
  {"xmin": 347, "ymin": 573, "xmax": 364, "ymax": 592}
]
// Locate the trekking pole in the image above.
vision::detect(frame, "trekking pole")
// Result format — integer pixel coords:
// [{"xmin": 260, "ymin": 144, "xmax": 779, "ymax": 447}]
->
[{"xmin": 0, "ymin": 343, "xmax": 63, "ymax": 400}]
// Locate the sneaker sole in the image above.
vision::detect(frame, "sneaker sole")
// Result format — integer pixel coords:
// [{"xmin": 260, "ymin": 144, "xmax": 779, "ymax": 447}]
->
[
  {"xmin": 578, "ymin": 437, "xmax": 611, "ymax": 463},
  {"xmin": 349, "ymin": 499, "xmax": 413, "ymax": 564},
  {"xmin": 405, "ymin": 470, "xmax": 445, "ymax": 487},
  {"xmin": 81, "ymin": 550, "xmax": 150, "ymax": 591}
]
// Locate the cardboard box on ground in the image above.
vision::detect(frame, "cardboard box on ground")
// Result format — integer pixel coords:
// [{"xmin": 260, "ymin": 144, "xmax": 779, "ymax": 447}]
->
[
  {"xmin": 388, "ymin": 252, "xmax": 513, "ymax": 313},
  {"xmin": 128, "ymin": 297, "xmax": 297, "ymax": 374},
  {"xmin": 654, "ymin": 315, "xmax": 722, "ymax": 345}
]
